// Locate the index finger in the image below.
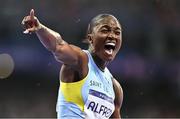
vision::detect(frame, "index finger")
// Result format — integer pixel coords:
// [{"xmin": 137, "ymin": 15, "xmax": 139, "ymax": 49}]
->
[{"xmin": 30, "ymin": 9, "xmax": 35, "ymax": 19}]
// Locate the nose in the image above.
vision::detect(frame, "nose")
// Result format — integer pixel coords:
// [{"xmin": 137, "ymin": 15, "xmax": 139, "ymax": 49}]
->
[{"xmin": 107, "ymin": 31, "xmax": 116, "ymax": 39}]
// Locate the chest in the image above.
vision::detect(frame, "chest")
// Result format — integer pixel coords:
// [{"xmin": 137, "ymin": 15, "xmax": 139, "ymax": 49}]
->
[
  {"xmin": 83, "ymin": 71, "xmax": 114, "ymax": 100},
  {"xmin": 82, "ymin": 71, "xmax": 115, "ymax": 118}
]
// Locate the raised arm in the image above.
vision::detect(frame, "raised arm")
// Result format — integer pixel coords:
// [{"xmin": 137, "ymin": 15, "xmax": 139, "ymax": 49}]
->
[{"xmin": 21, "ymin": 9, "xmax": 87, "ymax": 66}]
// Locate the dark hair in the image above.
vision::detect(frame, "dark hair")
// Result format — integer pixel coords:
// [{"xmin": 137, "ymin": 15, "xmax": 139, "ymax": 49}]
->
[{"xmin": 83, "ymin": 14, "xmax": 119, "ymax": 44}]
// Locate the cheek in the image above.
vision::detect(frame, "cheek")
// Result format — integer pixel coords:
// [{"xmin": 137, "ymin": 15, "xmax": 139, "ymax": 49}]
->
[
  {"xmin": 117, "ymin": 38, "xmax": 122, "ymax": 50},
  {"xmin": 94, "ymin": 41, "xmax": 102, "ymax": 51},
  {"xmin": 93, "ymin": 35, "xmax": 105, "ymax": 45}
]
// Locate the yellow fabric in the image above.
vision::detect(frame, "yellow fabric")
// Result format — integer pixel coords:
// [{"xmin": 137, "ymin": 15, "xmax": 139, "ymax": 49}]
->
[{"xmin": 60, "ymin": 76, "xmax": 87, "ymax": 112}]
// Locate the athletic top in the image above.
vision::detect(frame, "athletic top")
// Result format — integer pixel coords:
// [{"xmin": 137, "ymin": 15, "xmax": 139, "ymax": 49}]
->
[{"xmin": 56, "ymin": 50, "xmax": 115, "ymax": 119}]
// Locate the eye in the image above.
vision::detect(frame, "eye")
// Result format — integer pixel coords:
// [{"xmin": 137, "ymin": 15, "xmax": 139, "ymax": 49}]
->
[
  {"xmin": 115, "ymin": 31, "xmax": 121, "ymax": 35},
  {"xmin": 100, "ymin": 28, "xmax": 109, "ymax": 33}
]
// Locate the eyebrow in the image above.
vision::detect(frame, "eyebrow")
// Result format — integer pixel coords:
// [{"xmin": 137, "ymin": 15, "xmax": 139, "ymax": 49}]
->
[{"xmin": 100, "ymin": 25, "xmax": 121, "ymax": 31}]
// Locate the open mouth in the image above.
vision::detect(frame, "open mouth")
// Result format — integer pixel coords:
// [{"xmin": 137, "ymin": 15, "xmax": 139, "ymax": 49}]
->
[{"xmin": 104, "ymin": 42, "xmax": 116, "ymax": 55}]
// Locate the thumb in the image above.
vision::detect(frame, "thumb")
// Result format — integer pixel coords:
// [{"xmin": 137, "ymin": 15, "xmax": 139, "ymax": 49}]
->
[{"xmin": 30, "ymin": 9, "xmax": 35, "ymax": 20}]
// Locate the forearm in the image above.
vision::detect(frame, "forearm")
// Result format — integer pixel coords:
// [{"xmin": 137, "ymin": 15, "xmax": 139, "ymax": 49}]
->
[
  {"xmin": 22, "ymin": 9, "xmax": 80, "ymax": 65},
  {"xmin": 35, "ymin": 24, "xmax": 65, "ymax": 52}
]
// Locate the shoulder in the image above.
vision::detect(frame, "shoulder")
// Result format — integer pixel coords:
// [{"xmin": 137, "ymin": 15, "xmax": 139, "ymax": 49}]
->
[
  {"xmin": 59, "ymin": 45, "xmax": 89, "ymax": 82},
  {"xmin": 112, "ymin": 78, "xmax": 123, "ymax": 93},
  {"xmin": 69, "ymin": 45, "xmax": 88, "ymax": 58},
  {"xmin": 67, "ymin": 45, "xmax": 89, "ymax": 67}
]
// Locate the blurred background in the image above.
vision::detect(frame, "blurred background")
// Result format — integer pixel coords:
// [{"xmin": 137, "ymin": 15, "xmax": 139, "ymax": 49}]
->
[{"xmin": 0, "ymin": 0, "xmax": 180, "ymax": 118}]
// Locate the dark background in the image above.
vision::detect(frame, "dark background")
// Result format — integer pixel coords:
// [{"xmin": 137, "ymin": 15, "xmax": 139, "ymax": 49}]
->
[{"xmin": 0, "ymin": 0, "xmax": 180, "ymax": 118}]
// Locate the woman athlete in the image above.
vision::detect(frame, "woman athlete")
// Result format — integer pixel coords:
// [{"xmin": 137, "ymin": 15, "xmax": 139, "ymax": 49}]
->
[{"xmin": 22, "ymin": 9, "xmax": 123, "ymax": 119}]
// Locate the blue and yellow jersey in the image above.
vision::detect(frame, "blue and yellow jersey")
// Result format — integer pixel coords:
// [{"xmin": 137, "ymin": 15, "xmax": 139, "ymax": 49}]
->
[{"xmin": 56, "ymin": 50, "xmax": 115, "ymax": 119}]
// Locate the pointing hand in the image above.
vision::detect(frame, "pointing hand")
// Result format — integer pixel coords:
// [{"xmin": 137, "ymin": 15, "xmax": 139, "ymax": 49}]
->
[{"xmin": 21, "ymin": 9, "xmax": 41, "ymax": 34}]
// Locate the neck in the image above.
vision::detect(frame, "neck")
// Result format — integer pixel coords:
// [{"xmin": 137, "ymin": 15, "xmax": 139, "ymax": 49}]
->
[{"xmin": 90, "ymin": 51, "xmax": 109, "ymax": 72}]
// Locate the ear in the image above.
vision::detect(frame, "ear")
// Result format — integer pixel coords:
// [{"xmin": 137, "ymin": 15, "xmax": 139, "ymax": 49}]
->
[{"xmin": 87, "ymin": 34, "xmax": 93, "ymax": 44}]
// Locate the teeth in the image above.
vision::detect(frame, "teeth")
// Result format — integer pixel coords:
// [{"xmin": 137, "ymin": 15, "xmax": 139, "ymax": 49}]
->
[{"xmin": 105, "ymin": 42, "xmax": 115, "ymax": 46}]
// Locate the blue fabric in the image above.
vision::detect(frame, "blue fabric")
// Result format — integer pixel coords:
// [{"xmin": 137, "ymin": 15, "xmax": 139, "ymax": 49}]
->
[{"xmin": 56, "ymin": 50, "xmax": 115, "ymax": 119}]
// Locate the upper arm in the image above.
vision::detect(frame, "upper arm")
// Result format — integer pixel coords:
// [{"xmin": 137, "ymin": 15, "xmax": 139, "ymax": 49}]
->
[
  {"xmin": 35, "ymin": 24, "xmax": 87, "ymax": 69},
  {"xmin": 53, "ymin": 43, "xmax": 87, "ymax": 67},
  {"xmin": 111, "ymin": 78, "xmax": 123, "ymax": 118}
]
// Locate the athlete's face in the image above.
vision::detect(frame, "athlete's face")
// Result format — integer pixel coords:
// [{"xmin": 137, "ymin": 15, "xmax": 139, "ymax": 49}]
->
[{"xmin": 89, "ymin": 16, "xmax": 122, "ymax": 62}]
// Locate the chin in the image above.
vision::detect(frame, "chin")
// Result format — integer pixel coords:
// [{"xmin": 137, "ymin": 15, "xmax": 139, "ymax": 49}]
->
[{"xmin": 105, "ymin": 56, "xmax": 114, "ymax": 62}]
